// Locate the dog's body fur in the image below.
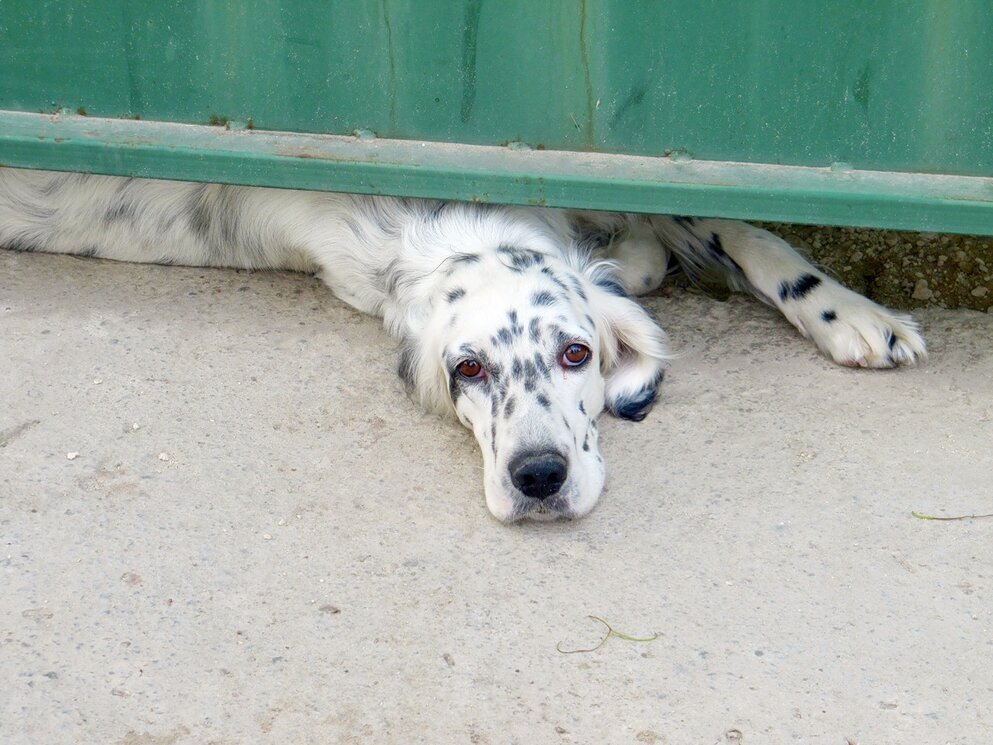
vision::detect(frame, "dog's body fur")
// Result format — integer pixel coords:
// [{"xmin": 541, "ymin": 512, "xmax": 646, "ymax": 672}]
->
[{"xmin": 0, "ymin": 167, "xmax": 925, "ymax": 520}]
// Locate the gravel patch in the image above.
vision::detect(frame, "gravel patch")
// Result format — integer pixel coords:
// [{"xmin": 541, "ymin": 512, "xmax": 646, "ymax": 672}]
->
[{"xmin": 762, "ymin": 224, "xmax": 993, "ymax": 313}]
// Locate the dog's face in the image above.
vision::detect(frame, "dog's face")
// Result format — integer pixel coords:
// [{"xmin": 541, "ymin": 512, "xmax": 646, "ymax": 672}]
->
[{"xmin": 400, "ymin": 243, "xmax": 669, "ymax": 522}]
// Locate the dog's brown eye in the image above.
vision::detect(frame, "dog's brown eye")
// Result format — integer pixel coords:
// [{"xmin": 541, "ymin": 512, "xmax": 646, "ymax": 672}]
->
[
  {"xmin": 456, "ymin": 358, "xmax": 484, "ymax": 379},
  {"xmin": 561, "ymin": 343, "xmax": 591, "ymax": 367}
]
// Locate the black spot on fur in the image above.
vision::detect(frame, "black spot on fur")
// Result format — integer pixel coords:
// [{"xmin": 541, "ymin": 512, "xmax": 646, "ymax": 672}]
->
[
  {"xmin": 3, "ymin": 237, "xmax": 38, "ymax": 252},
  {"xmin": 523, "ymin": 359, "xmax": 540, "ymax": 391},
  {"xmin": 511, "ymin": 358, "xmax": 523, "ymax": 379},
  {"xmin": 342, "ymin": 216, "xmax": 374, "ymax": 248},
  {"xmin": 706, "ymin": 232, "xmax": 745, "ymax": 276},
  {"xmin": 494, "ymin": 377, "xmax": 508, "ymax": 402},
  {"xmin": 533, "ymin": 352, "xmax": 551, "ymax": 379},
  {"xmin": 187, "ymin": 184, "xmax": 211, "ymax": 240},
  {"xmin": 451, "ymin": 252, "xmax": 481, "ymax": 265},
  {"xmin": 821, "ymin": 310, "xmax": 837, "ymax": 323},
  {"xmin": 379, "ymin": 258, "xmax": 402, "ymax": 298},
  {"xmin": 504, "ymin": 396, "xmax": 516, "ymax": 418},
  {"xmin": 447, "ymin": 373, "xmax": 461, "ymax": 403},
  {"xmin": 887, "ymin": 330, "xmax": 897, "ymax": 350},
  {"xmin": 578, "ymin": 401, "xmax": 586, "ymax": 415},
  {"xmin": 707, "ymin": 232, "xmax": 726, "ymax": 258},
  {"xmin": 185, "ymin": 184, "xmax": 263, "ymax": 266},
  {"xmin": 103, "ymin": 178, "xmax": 138, "ymax": 226},
  {"xmin": 508, "ymin": 310, "xmax": 523, "ymax": 336},
  {"xmin": 610, "ymin": 370, "xmax": 664, "ymax": 422},
  {"xmin": 497, "ymin": 245, "xmax": 544, "ymax": 270},
  {"xmin": 497, "ymin": 327, "xmax": 512, "ymax": 345},
  {"xmin": 593, "ymin": 277, "xmax": 627, "ymax": 298},
  {"xmin": 528, "ymin": 317, "xmax": 542, "ymax": 343},
  {"xmin": 486, "ymin": 360, "xmax": 503, "ymax": 382},
  {"xmin": 665, "ymin": 250, "xmax": 680, "ymax": 275},
  {"xmin": 535, "ymin": 393, "xmax": 550, "ymax": 409},
  {"xmin": 612, "ymin": 387, "xmax": 658, "ymax": 421},
  {"xmin": 779, "ymin": 274, "xmax": 822, "ymax": 302},
  {"xmin": 541, "ymin": 266, "xmax": 571, "ymax": 294},
  {"xmin": 550, "ymin": 327, "xmax": 575, "ymax": 352},
  {"xmin": 38, "ymin": 172, "xmax": 91, "ymax": 196},
  {"xmin": 582, "ymin": 434, "xmax": 590, "ymax": 452},
  {"xmin": 397, "ymin": 340, "xmax": 417, "ymax": 394},
  {"xmin": 569, "ymin": 275, "xmax": 589, "ymax": 301},
  {"xmin": 672, "ymin": 215, "xmax": 696, "ymax": 228},
  {"xmin": 792, "ymin": 274, "xmax": 822, "ymax": 299},
  {"xmin": 531, "ymin": 291, "xmax": 555, "ymax": 307},
  {"xmin": 445, "ymin": 287, "xmax": 466, "ymax": 303},
  {"xmin": 574, "ymin": 217, "xmax": 619, "ymax": 251},
  {"xmin": 104, "ymin": 200, "xmax": 137, "ymax": 226}
]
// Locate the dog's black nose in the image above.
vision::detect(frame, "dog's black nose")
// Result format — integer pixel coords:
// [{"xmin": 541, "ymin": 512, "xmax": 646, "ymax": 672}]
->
[{"xmin": 510, "ymin": 451, "xmax": 568, "ymax": 500}]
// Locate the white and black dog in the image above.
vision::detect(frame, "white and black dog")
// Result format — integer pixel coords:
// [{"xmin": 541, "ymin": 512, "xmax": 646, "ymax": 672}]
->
[{"xmin": 0, "ymin": 168, "xmax": 926, "ymax": 521}]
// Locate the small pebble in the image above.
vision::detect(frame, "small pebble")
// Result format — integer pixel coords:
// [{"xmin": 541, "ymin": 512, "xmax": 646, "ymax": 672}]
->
[
  {"xmin": 158, "ymin": 452, "xmax": 169, "ymax": 462},
  {"xmin": 66, "ymin": 452, "xmax": 79, "ymax": 460},
  {"xmin": 971, "ymin": 286, "xmax": 989, "ymax": 297},
  {"xmin": 131, "ymin": 423, "xmax": 140, "ymax": 431},
  {"xmin": 911, "ymin": 279, "xmax": 933, "ymax": 300}
]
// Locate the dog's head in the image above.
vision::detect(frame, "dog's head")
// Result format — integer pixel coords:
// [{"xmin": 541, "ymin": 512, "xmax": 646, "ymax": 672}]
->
[{"xmin": 392, "ymin": 210, "xmax": 669, "ymax": 521}]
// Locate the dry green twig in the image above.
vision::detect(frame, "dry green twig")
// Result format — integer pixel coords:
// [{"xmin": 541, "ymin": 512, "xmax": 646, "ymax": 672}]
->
[
  {"xmin": 912, "ymin": 511, "xmax": 993, "ymax": 522},
  {"xmin": 556, "ymin": 615, "xmax": 659, "ymax": 655}
]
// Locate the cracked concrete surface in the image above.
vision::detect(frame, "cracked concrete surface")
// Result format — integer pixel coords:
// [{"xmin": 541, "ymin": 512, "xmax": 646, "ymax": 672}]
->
[{"xmin": 2, "ymin": 250, "xmax": 992, "ymax": 744}]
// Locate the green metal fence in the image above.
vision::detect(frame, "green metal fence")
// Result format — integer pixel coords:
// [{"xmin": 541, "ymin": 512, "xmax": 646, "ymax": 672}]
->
[{"xmin": 2, "ymin": 1, "xmax": 991, "ymax": 234}]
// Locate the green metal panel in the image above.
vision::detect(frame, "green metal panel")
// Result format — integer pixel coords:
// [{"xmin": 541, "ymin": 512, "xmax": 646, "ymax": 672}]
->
[{"xmin": 1, "ymin": 1, "xmax": 992, "ymax": 233}]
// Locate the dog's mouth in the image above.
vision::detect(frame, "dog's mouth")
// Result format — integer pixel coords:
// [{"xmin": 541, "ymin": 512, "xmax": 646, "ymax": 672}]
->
[
  {"xmin": 508, "ymin": 492, "xmax": 577, "ymax": 522},
  {"xmin": 526, "ymin": 503, "xmax": 567, "ymax": 522}
]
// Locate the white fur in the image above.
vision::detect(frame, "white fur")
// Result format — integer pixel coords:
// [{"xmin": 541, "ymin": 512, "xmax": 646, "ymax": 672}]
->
[{"xmin": 0, "ymin": 168, "xmax": 925, "ymax": 521}]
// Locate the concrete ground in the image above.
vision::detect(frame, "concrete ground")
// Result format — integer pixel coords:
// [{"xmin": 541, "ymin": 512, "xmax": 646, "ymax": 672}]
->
[{"xmin": 2, "ymin": 249, "xmax": 992, "ymax": 745}]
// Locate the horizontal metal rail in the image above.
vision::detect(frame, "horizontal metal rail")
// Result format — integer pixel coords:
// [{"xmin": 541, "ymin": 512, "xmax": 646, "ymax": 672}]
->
[{"xmin": 2, "ymin": 110, "xmax": 991, "ymax": 235}]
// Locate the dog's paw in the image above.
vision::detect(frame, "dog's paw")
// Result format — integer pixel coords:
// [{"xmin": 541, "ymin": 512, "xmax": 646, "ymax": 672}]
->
[
  {"xmin": 798, "ymin": 289, "xmax": 926, "ymax": 368},
  {"xmin": 602, "ymin": 221, "xmax": 671, "ymax": 296}
]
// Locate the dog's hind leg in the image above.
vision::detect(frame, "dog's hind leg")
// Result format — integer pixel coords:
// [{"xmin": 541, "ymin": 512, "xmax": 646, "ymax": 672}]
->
[{"xmin": 650, "ymin": 216, "xmax": 926, "ymax": 368}]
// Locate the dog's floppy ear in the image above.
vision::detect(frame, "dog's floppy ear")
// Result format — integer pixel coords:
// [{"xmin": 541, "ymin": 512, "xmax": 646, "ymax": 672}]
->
[
  {"xmin": 396, "ymin": 332, "xmax": 453, "ymax": 417},
  {"xmin": 585, "ymin": 273, "xmax": 670, "ymax": 421}
]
